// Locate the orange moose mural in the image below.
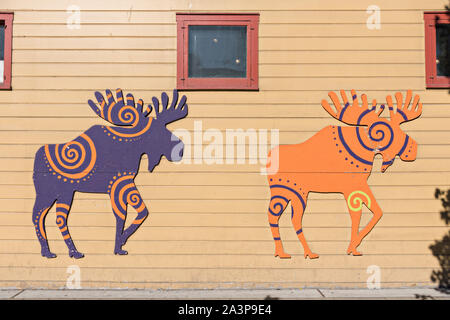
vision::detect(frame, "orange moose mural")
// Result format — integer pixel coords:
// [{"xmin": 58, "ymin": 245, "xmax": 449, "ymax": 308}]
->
[{"xmin": 266, "ymin": 90, "xmax": 423, "ymax": 259}]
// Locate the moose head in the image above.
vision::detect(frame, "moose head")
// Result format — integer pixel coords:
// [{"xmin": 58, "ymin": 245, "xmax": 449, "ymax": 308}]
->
[
  {"xmin": 88, "ymin": 88, "xmax": 188, "ymax": 171},
  {"xmin": 321, "ymin": 89, "xmax": 422, "ymax": 172}
]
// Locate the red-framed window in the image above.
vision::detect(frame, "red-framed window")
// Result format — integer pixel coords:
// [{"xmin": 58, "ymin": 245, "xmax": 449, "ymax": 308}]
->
[
  {"xmin": 424, "ymin": 12, "xmax": 450, "ymax": 88},
  {"xmin": 176, "ymin": 13, "xmax": 259, "ymax": 90},
  {"xmin": 0, "ymin": 13, "xmax": 13, "ymax": 90}
]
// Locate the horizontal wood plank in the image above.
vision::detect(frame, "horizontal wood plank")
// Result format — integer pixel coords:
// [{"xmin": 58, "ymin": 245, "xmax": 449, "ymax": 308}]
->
[
  {"xmin": 12, "ymin": 23, "xmax": 424, "ymax": 38},
  {"xmin": 2, "ymin": 0, "xmax": 448, "ymax": 11},
  {"xmin": 11, "ymin": 63, "xmax": 424, "ymax": 77},
  {"xmin": 11, "ymin": 10, "xmax": 426, "ymax": 25},
  {"xmin": 8, "ymin": 76, "xmax": 427, "ymax": 91},
  {"xmin": 12, "ymin": 37, "xmax": 424, "ymax": 50},
  {"xmin": 1, "ymin": 90, "xmax": 448, "ymax": 104},
  {"xmin": 0, "ymin": 225, "xmax": 446, "ymax": 241},
  {"xmin": 13, "ymin": 50, "xmax": 424, "ymax": 64}
]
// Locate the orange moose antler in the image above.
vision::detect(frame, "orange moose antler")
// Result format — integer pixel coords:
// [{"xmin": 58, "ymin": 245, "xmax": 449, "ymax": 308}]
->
[
  {"xmin": 386, "ymin": 90, "xmax": 422, "ymax": 125},
  {"xmin": 321, "ymin": 89, "xmax": 383, "ymax": 126}
]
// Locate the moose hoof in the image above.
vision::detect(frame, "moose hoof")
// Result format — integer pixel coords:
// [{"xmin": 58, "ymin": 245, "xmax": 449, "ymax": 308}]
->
[
  {"xmin": 41, "ymin": 251, "xmax": 57, "ymax": 259},
  {"xmin": 274, "ymin": 252, "xmax": 291, "ymax": 259},
  {"xmin": 114, "ymin": 249, "xmax": 128, "ymax": 255},
  {"xmin": 69, "ymin": 251, "xmax": 85, "ymax": 259},
  {"xmin": 304, "ymin": 252, "xmax": 319, "ymax": 259},
  {"xmin": 347, "ymin": 243, "xmax": 363, "ymax": 256},
  {"xmin": 347, "ymin": 249, "xmax": 363, "ymax": 256}
]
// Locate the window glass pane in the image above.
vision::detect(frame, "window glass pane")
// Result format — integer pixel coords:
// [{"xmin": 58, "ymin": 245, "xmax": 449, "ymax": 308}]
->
[
  {"xmin": 188, "ymin": 25, "xmax": 247, "ymax": 78},
  {"xmin": 436, "ymin": 24, "xmax": 449, "ymax": 77},
  {"xmin": 0, "ymin": 24, "xmax": 4, "ymax": 83}
]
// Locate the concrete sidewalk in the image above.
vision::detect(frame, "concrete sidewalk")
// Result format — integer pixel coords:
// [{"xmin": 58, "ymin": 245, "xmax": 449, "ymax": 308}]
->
[{"xmin": 0, "ymin": 288, "xmax": 448, "ymax": 300}]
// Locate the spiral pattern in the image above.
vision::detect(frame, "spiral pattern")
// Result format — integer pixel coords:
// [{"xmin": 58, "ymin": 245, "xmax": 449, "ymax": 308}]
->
[
  {"xmin": 56, "ymin": 203, "xmax": 71, "ymax": 240},
  {"xmin": 110, "ymin": 104, "xmax": 140, "ymax": 127},
  {"xmin": 368, "ymin": 121, "xmax": 394, "ymax": 152},
  {"xmin": 56, "ymin": 216, "xmax": 65, "ymax": 228},
  {"xmin": 108, "ymin": 174, "xmax": 144, "ymax": 220},
  {"xmin": 347, "ymin": 190, "xmax": 371, "ymax": 212},
  {"xmin": 127, "ymin": 190, "xmax": 141, "ymax": 206},
  {"xmin": 44, "ymin": 133, "xmax": 97, "ymax": 180},
  {"xmin": 269, "ymin": 195, "xmax": 289, "ymax": 216},
  {"xmin": 60, "ymin": 141, "xmax": 83, "ymax": 165}
]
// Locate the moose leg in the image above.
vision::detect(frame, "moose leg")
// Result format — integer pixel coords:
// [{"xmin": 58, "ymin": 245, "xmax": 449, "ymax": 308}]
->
[
  {"xmin": 121, "ymin": 187, "xmax": 149, "ymax": 247},
  {"xmin": 108, "ymin": 177, "xmax": 143, "ymax": 255},
  {"xmin": 291, "ymin": 196, "xmax": 318, "ymax": 259},
  {"xmin": 345, "ymin": 188, "xmax": 382, "ymax": 255},
  {"xmin": 268, "ymin": 192, "xmax": 290, "ymax": 258},
  {"xmin": 344, "ymin": 198, "xmax": 363, "ymax": 256},
  {"xmin": 55, "ymin": 196, "xmax": 84, "ymax": 259},
  {"xmin": 32, "ymin": 194, "xmax": 56, "ymax": 258},
  {"xmin": 114, "ymin": 215, "xmax": 127, "ymax": 255},
  {"xmin": 109, "ymin": 195, "xmax": 128, "ymax": 255}
]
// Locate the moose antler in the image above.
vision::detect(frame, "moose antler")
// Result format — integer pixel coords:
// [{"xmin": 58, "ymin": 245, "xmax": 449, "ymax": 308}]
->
[
  {"xmin": 151, "ymin": 89, "xmax": 188, "ymax": 125},
  {"xmin": 89, "ymin": 88, "xmax": 188, "ymax": 126},
  {"xmin": 386, "ymin": 90, "xmax": 422, "ymax": 125},
  {"xmin": 321, "ymin": 89, "xmax": 384, "ymax": 126},
  {"xmin": 88, "ymin": 88, "xmax": 147, "ymax": 127}
]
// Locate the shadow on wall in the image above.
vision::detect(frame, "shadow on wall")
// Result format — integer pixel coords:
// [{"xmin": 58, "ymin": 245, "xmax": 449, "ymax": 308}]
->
[{"xmin": 431, "ymin": 188, "xmax": 450, "ymax": 292}]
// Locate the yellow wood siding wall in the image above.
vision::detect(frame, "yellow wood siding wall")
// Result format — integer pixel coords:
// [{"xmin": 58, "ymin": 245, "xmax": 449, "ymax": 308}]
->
[{"xmin": 0, "ymin": 0, "xmax": 448, "ymax": 289}]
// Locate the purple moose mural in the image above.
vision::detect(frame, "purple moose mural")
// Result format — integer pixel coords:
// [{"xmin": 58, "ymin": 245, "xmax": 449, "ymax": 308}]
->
[{"xmin": 32, "ymin": 89, "xmax": 188, "ymax": 259}]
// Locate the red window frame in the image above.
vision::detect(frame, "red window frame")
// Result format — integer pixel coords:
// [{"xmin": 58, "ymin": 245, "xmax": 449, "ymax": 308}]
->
[
  {"xmin": 0, "ymin": 13, "xmax": 13, "ymax": 90},
  {"xmin": 176, "ymin": 13, "xmax": 259, "ymax": 90},
  {"xmin": 424, "ymin": 12, "xmax": 450, "ymax": 88}
]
